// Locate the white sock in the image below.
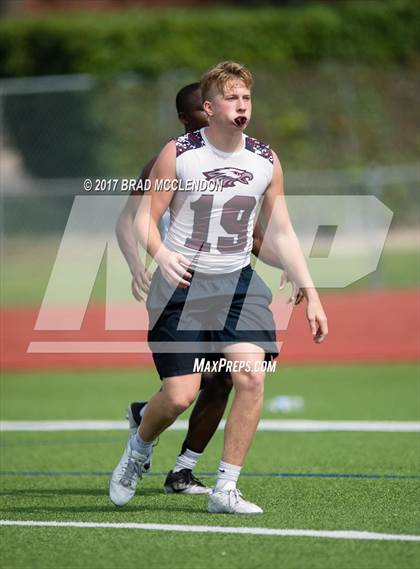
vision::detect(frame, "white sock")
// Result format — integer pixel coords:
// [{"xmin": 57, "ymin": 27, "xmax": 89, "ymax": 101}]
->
[
  {"xmin": 130, "ymin": 432, "xmax": 154, "ymax": 457},
  {"xmin": 215, "ymin": 460, "xmax": 242, "ymax": 491},
  {"xmin": 139, "ymin": 403, "xmax": 148, "ymax": 419},
  {"xmin": 173, "ymin": 448, "xmax": 202, "ymax": 473}
]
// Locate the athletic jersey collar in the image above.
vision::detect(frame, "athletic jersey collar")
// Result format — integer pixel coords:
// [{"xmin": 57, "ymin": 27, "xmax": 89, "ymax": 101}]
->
[{"xmin": 200, "ymin": 127, "xmax": 246, "ymax": 158}]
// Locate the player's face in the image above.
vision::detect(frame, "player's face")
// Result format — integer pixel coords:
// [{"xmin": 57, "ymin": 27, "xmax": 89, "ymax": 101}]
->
[
  {"xmin": 179, "ymin": 90, "xmax": 209, "ymax": 132},
  {"xmin": 206, "ymin": 80, "xmax": 252, "ymax": 130}
]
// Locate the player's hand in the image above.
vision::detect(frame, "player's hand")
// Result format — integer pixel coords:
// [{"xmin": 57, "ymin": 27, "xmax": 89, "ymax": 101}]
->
[
  {"xmin": 306, "ymin": 299, "xmax": 328, "ymax": 344},
  {"xmin": 155, "ymin": 247, "xmax": 192, "ymax": 288},
  {"xmin": 279, "ymin": 271, "xmax": 304, "ymax": 305},
  {"xmin": 131, "ymin": 268, "xmax": 153, "ymax": 302}
]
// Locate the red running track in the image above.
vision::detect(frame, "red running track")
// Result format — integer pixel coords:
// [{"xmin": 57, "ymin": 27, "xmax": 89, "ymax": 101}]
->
[{"xmin": 1, "ymin": 289, "xmax": 418, "ymax": 371}]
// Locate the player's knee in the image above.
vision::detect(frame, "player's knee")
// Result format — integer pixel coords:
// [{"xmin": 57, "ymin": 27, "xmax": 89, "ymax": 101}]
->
[
  {"xmin": 201, "ymin": 372, "xmax": 233, "ymax": 399},
  {"xmin": 168, "ymin": 393, "xmax": 195, "ymax": 415},
  {"xmin": 220, "ymin": 372, "xmax": 233, "ymax": 391},
  {"xmin": 234, "ymin": 369, "xmax": 265, "ymax": 394}
]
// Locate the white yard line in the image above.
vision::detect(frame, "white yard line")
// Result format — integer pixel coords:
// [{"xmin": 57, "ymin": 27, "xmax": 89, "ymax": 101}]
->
[
  {"xmin": 0, "ymin": 520, "xmax": 419, "ymax": 542},
  {"xmin": 1, "ymin": 420, "xmax": 419, "ymax": 433}
]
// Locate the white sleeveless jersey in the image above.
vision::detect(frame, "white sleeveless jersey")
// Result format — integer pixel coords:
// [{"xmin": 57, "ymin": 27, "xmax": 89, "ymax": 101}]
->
[{"xmin": 164, "ymin": 127, "xmax": 274, "ymax": 274}]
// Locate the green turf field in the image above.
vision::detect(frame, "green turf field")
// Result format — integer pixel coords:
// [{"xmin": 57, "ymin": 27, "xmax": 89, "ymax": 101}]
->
[{"xmin": 1, "ymin": 363, "xmax": 419, "ymax": 568}]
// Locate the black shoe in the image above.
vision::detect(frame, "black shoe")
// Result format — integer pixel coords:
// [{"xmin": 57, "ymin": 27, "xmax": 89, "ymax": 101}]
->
[
  {"xmin": 127, "ymin": 401, "xmax": 148, "ymax": 432},
  {"xmin": 164, "ymin": 469, "xmax": 211, "ymax": 495},
  {"xmin": 126, "ymin": 401, "xmax": 151, "ymax": 473}
]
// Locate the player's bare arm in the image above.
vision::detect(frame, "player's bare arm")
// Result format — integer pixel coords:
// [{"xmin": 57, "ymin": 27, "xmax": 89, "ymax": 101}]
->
[
  {"xmin": 252, "ymin": 218, "xmax": 304, "ymax": 305},
  {"xmin": 116, "ymin": 194, "xmax": 152, "ymax": 301},
  {"xmin": 115, "ymin": 159, "xmax": 157, "ymax": 301},
  {"xmin": 252, "ymin": 218, "xmax": 282, "ymax": 267},
  {"xmin": 134, "ymin": 140, "xmax": 192, "ymax": 288},
  {"xmin": 262, "ymin": 151, "xmax": 328, "ymax": 342}
]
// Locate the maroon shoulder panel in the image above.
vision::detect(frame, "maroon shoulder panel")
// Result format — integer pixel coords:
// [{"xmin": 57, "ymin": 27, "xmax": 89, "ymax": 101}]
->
[
  {"xmin": 245, "ymin": 136, "xmax": 273, "ymax": 163},
  {"xmin": 175, "ymin": 130, "xmax": 205, "ymax": 157}
]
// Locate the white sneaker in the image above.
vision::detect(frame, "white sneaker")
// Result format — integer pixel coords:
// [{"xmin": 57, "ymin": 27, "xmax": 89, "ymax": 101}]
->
[
  {"xmin": 208, "ymin": 488, "xmax": 263, "ymax": 515},
  {"xmin": 109, "ymin": 441, "xmax": 149, "ymax": 506}
]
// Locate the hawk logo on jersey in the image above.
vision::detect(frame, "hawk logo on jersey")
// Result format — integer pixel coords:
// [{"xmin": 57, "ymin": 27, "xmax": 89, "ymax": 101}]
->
[{"xmin": 203, "ymin": 167, "xmax": 253, "ymax": 188}]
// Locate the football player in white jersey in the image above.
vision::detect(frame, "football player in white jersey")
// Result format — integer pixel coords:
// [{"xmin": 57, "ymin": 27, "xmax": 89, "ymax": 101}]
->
[
  {"xmin": 115, "ymin": 83, "xmax": 303, "ymax": 496},
  {"xmin": 111, "ymin": 63, "xmax": 327, "ymax": 514}
]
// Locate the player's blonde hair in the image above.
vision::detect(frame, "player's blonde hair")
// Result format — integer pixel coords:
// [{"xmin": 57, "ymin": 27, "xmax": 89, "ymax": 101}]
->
[{"xmin": 200, "ymin": 61, "xmax": 253, "ymax": 102}]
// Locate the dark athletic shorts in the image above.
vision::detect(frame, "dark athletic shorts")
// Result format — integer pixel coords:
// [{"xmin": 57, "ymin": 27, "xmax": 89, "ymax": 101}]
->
[{"xmin": 146, "ymin": 264, "xmax": 279, "ymax": 379}]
